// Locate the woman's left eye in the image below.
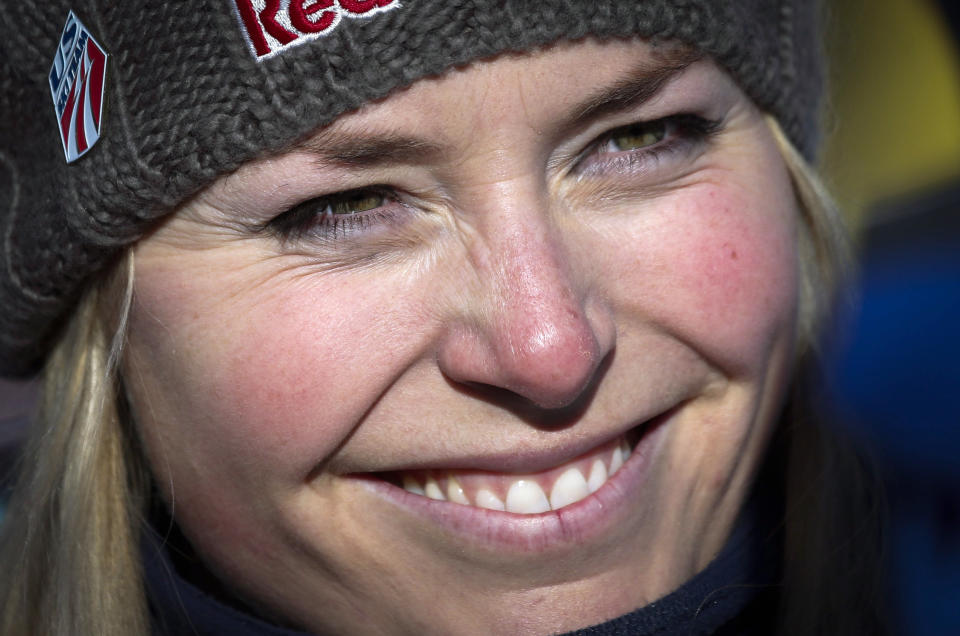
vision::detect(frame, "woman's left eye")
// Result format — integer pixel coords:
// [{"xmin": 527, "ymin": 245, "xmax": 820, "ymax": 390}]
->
[
  {"xmin": 579, "ymin": 114, "xmax": 722, "ymax": 175},
  {"xmin": 602, "ymin": 120, "xmax": 669, "ymax": 152}
]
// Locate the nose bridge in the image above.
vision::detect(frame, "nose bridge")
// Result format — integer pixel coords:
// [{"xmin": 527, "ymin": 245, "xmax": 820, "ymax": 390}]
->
[
  {"xmin": 439, "ymin": 178, "xmax": 613, "ymax": 410},
  {"xmin": 491, "ymin": 214, "xmax": 589, "ymax": 359}
]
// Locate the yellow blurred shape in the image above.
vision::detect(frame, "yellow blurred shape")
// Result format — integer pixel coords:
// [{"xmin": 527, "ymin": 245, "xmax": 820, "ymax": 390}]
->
[{"xmin": 822, "ymin": 0, "xmax": 960, "ymax": 229}]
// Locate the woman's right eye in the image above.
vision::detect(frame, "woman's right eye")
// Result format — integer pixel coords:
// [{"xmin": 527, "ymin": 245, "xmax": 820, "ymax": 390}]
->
[
  {"xmin": 267, "ymin": 187, "xmax": 398, "ymax": 241},
  {"xmin": 324, "ymin": 191, "xmax": 386, "ymax": 216}
]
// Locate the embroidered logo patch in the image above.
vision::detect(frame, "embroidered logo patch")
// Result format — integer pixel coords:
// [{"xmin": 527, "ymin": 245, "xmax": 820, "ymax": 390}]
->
[
  {"xmin": 233, "ymin": 0, "xmax": 400, "ymax": 60},
  {"xmin": 49, "ymin": 11, "xmax": 107, "ymax": 163}
]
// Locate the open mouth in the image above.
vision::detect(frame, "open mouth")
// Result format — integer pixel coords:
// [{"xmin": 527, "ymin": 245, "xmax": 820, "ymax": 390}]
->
[{"xmin": 376, "ymin": 423, "xmax": 649, "ymax": 514}]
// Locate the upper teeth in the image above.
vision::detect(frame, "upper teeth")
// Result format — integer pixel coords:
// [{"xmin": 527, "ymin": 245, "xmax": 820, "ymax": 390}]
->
[
  {"xmin": 397, "ymin": 438, "xmax": 631, "ymax": 513},
  {"xmin": 548, "ymin": 467, "xmax": 590, "ymax": 510},
  {"xmin": 587, "ymin": 459, "xmax": 607, "ymax": 493}
]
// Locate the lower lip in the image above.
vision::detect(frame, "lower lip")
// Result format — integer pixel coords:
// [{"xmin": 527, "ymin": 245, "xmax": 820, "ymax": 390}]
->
[{"xmin": 356, "ymin": 412, "xmax": 671, "ymax": 553}]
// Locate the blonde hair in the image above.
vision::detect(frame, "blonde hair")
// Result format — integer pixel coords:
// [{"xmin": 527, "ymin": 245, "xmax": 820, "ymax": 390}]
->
[
  {"xmin": 0, "ymin": 254, "xmax": 149, "ymax": 636},
  {"xmin": 0, "ymin": 119, "xmax": 884, "ymax": 636},
  {"xmin": 768, "ymin": 115, "xmax": 889, "ymax": 635}
]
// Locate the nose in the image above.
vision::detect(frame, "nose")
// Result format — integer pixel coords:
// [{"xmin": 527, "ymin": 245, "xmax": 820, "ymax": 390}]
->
[{"xmin": 437, "ymin": 192, "xmax": 615, "ymax": 411}]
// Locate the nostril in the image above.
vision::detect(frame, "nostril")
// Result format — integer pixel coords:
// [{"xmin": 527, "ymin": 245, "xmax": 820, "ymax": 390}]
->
[
  {"xmin": 436, "ymin": 297, "xmax": 614, "ymax": 413},
  {"xmin": 439, "ymin": 348, "xmax": 612, "ymax": 429},
  {"xmin": 436, "ymin": 226, "xmax": 616, "ymax": 412},
  {"xmin": 495, "ymin": 312, "xmax": 603, "ymax": 408}
]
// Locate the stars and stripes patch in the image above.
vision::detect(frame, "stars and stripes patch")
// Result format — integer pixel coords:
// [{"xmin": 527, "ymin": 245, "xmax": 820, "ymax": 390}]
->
[{"xmin": 49, "ymin": 11, "xmax": 107, "ymax": 163}]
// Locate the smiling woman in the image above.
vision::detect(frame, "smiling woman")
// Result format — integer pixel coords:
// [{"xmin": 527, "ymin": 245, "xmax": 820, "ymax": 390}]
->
[{"xmin": 0, "ymin": 2, "xmax": 886, "ymax": 636}]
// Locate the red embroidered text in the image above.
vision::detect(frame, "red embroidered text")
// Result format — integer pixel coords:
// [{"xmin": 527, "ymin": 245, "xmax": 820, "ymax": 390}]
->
[{"xmin": 233, "ymin": 0, "xmax": 400, "ymax": 59}]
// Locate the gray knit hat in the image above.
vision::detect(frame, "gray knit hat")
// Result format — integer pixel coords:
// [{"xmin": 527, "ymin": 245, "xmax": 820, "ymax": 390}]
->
[{"xmin": 0, "ymin": 0, "xmax": 823, "ymax": 377}]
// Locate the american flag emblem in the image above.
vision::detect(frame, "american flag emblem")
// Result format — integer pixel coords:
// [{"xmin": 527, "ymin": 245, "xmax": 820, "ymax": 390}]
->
[{"xmin": 48, "ymin": 11, "xmax": 107, "ymax": 163}]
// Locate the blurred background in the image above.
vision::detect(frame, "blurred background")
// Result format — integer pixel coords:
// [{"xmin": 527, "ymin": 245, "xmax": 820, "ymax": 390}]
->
[
  {"xmin": 2, "ymin": 0, "xmax": 959, "ymax": 633},
  {"xmin": 820, "ymin": 1, "xmax": 960, "ymax": 635}
]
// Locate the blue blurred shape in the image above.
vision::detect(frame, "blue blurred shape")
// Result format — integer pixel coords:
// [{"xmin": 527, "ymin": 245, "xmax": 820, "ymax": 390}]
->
[
  {"xmin": 826, "ymin": 181, "xmax": 960, "ymax": 636},
  {"xmin": 834, "ymin": 244, "xmax": 960, "ymax": 476}
]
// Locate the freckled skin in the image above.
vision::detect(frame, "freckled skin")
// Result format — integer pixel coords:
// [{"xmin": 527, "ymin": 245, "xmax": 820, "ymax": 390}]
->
[{"xmin": 125, "ymin": 38, "xmax": 799, "ymax": 635}]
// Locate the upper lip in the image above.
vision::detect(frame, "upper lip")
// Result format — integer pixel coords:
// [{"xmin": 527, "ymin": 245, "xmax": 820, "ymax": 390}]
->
[{"xmin": 359, "ymin": 410, "xmax": 666, "ymax": 477}]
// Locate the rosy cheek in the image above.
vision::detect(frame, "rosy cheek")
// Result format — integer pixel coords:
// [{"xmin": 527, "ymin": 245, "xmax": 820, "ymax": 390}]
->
[
  {"xmin": 129, "ymin": 261, "xmax": 401, "ymax": 481},
  {"xmin": 611, "ymin": 184, "xmax": 798, "ymax": 374},
  {"xmin": 685, "ymin": 189, "xmax": 797, "ymax": 366},
  {"xmin": 204, "ymin": 320, "xmax": 348, "ymax": 468}
]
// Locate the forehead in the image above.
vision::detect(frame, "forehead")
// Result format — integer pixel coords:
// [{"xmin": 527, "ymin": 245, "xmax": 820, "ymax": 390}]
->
[
  {"xmin": 210, "ymin": 38, "xmax": 734, "ymax": 198},
  {"xmin": 323, "ymin": 38, "xmax": 699, "ymax": 124}
]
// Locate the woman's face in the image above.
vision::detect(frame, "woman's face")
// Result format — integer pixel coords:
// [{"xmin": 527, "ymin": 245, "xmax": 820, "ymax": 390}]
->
[{"xmin": 125, "ymin": 38, "xmax": 799, "ymax": 635}]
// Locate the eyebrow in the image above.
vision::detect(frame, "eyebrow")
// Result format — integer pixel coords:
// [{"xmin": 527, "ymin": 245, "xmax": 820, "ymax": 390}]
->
[
  {"xmin": 295, "ymin": 48, "xmax": 701, "ymax": 169},
  {"xmin": 296, "ymin": 133, "xmax": 445, "ymax": 167},
  {"xmin": 564, "ymin": 49, "xmax": 702, "ymax": 134}
]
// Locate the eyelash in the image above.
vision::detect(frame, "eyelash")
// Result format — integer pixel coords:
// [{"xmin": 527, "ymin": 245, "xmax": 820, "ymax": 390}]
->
[
  {"xmin": 576, "ymin": 114, "xmax": 721, "ymax": 176},
  {"xmin": 267, "ymin": 114, "xmax": 722, "ymax": 242},
  {"xmin": 267, "ymin": 186, "xmax": 406, "ymax": 242}
]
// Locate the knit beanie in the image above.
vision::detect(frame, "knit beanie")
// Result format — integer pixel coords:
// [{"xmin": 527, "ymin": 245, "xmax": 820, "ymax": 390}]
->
[{"xmin": 0, "ymin": 0, "xmax": 823, "ymax": 377}]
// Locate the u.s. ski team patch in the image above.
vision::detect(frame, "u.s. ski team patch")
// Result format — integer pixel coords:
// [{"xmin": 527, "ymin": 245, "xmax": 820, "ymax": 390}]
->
[{"xmin": 49, "ymin": 11, "xmax": 107, "ymax": 163}]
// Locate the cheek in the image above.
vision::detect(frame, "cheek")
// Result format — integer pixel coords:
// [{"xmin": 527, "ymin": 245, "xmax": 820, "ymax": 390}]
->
[
  {"xmin": 126, "ymin": 257, "xmax": 429, "ymax": 488},
  {"xmin": 607, "ymin": 183, "xmax": 799, "ymax": 374}
]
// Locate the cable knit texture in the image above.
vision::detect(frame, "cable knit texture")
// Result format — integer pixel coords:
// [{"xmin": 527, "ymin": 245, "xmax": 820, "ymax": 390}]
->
[{"xmin": 0, "ymin": 0, "xmax": 823, "ymax": 376}]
